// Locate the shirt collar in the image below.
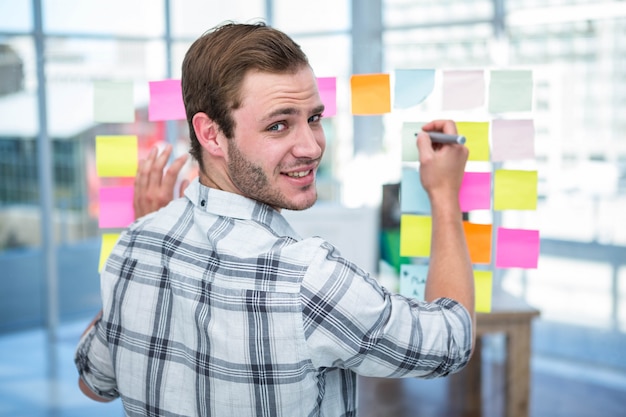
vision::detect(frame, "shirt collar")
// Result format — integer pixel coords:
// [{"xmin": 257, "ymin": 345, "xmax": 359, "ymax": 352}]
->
[{"xmin": 184, "ymin": 178, "xmax": 302, "ymax": 240}]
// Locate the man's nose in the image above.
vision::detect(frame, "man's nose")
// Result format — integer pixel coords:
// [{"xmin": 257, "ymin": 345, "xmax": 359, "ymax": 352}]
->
[{"xmin": 293, "ymin": 126, "xmax": 323, "ymax": 159}]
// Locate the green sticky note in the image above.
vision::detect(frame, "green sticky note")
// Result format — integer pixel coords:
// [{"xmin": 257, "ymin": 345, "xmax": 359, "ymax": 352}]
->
[
  {"xmin": 494, "ymin": 169, "xmax": 538, "ymax": 210},
  {"xmin": 488, "ymin": 70, "xmax": 533, "ymax": 113},
  {"xmin": 96, "ymin": 135, "xmax": 138, "ymax": 177},
  {"xmin": 401, "ymin": 122, "xmax": 425, "ymax": 162},
  {"xmin": 400, "ymin": 214, "xmax": 431, "ymax": 257},
  {"xmin": 474, "ymin": 270, "xmax": 493, "ymax": 313},
  {"xmin": 457, "ymin": 121, "xmax": 490, "ymax": 161},
  {"xmin": 93, "ymin": 80, "xmax": 135, "ymax": 123}
]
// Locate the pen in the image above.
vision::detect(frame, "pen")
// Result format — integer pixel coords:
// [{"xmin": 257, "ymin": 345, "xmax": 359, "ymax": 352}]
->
[{"xmin": 416, "ymin": 131, "xmax": 467, "ymax": 145}]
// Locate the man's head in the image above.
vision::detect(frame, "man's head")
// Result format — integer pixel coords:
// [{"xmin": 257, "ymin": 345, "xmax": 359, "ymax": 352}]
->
[
  {"xmin": 181, "ymin": 22, "xmax": 326, "ymax": 212},
  {"xmin": 182, "ymin": 22, "xmax": 311, "ymax": 171}
]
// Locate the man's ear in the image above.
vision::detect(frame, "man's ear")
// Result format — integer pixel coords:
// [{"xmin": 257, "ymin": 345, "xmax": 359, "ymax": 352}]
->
[{"xmin": 192, "ymin": 112, "xmax": 226, "ymax": 157}]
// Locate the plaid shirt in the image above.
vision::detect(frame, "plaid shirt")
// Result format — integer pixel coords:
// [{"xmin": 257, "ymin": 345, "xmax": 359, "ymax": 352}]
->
[{"xmin": 76, "ymin": 178, "xmax": 472, "ymax": 417}]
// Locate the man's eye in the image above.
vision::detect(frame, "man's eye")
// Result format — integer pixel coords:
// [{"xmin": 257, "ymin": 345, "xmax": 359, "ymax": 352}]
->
[
  {"xmin": 269, "ymin": 122, "xmax": 286, "ymax": 132},
  {"xmin": 309, "ymin": 114, "xmax": 322, "ymax": 123}
]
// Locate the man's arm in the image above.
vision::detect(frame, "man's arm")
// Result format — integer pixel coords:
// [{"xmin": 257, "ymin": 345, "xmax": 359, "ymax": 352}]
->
[
  {"xmin": 76, "ymin": 310, "xmax": 114, "ymax": 402},
  {"xmin": 417, "ymin": 120, "xmax": 476, "ymax": 351},
  {"xmin": 134, "ymin": 144, "xmax": 190, "ymax": 219}
]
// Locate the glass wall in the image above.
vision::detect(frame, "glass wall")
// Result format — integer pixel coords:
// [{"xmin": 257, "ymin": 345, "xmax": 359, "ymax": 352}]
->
[{"xmin": 383, "ymin": 0, "xmax": 626, "ymax": 371}]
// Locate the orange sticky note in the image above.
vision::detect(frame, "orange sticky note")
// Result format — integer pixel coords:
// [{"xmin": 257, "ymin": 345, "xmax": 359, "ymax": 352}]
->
[
  {"xmin": 463, "ymin": 222, "xmax": 492, "ymax": 265},
  {"xmin": 400, "ymin": 214, "xmax": 431, "ymax": 257},
  {"xmin": 474, "ymin": 270, "xmax": 493, "ymax": 313},
  {"xmin": 350, "ymin": 73, "xmax": 391, "ymax": 115}
]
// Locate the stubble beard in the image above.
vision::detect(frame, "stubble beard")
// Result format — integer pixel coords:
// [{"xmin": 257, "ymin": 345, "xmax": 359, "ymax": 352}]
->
[{"xmin": 227, "ymin": 142, "xmax": 317, "ymax": 211}]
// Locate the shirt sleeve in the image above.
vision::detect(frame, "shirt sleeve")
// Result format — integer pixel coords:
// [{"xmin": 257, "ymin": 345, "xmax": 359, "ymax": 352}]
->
[
  {"xmin": 300, "ymin": 240, "xmax": 473, "ymax": 379},
  {"xmin": 74, "ymin": 317, "xmax": 119, "ymax": 400}
]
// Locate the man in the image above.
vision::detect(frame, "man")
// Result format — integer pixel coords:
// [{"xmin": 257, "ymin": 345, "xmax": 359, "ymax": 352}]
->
[{"xmin": 75, "ymin": 22, "xmax": 475, "ymax": 416}]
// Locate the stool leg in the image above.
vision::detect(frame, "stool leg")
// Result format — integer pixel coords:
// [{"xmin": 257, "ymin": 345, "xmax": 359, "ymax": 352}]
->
[
  {"xmin": 505, "ymin": 324, "xmax": 532, "ymax": 417},
  {"xmin": 450, "ymin": 336, "xmax": 483, "ymax": 416}
]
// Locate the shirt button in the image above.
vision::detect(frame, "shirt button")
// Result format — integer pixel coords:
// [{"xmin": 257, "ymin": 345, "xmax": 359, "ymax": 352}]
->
[{"xmin": 200, "ymin": 200, "xmax": 206, "ymax": 207}]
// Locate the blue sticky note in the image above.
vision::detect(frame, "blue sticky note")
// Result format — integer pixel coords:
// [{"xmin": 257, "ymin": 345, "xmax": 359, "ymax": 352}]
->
[
  {"xmin": 394, "ymin": 69, "xmax": 435, "ymax": 109},
  {"xmin": 399, "ymin": 264, "xmax": 428, "ymax": 301},
  {"xmin": 401, "ymin": 167, "xmax": 430, "ymax": 214}
]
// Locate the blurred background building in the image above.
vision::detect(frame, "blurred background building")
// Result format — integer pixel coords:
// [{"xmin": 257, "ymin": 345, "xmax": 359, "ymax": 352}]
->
[{"xmin": 0, "ymin": 0, "xmax": 625, "ymax": 415}]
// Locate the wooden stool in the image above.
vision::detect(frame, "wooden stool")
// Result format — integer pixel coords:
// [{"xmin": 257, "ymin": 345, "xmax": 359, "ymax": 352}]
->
[{"xmin": 450, "ymin": 290, "xmax": 541, "ymax": 417}]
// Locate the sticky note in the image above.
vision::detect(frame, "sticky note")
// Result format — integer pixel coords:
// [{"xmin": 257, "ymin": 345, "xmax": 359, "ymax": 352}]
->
[
  {"xmin": 494, "ymin": 170, "xmax": 538, "ymax": 210},
  {"xmin": 350, "ymin": 73, "xmax": 391, "ymax": 115},
  {"xmin": 401, "ymin": 167, "xmax": 430, "ymax": 214},
  {"xmin": 399, "ymin": 264, "xmax": 428, "ymax": 301},
  {"xmin": 474, "ymin": 270, "xmax": 493, "ymax": 313},
  {"xmin": 463, "ymin": 222, "xmax": 492, "ymax": 265},
  {"xmin": 456, "ymin": 121, "xmax": 490, "ymax": 161},
  {"xmin": 394, "ymin": 69, "xmax": 435, "ymax": 109},
  {"xmin": 317, "ymin": 77, "xmax": 337, "ymax": 117},
  {"xmin": 491, "ymin": 119, "xmax": 535, "ymax": 162},
  {"xmin": 496, "ymin": 227, "xmax": 540, "ymax": 269},
  {"xmin": 400, "ymin": 214, "xmax": 431, "ymax": 257},
  {"xmin": 93, "ymin": 80, "xmax": 135, "ymax": 123},
  {"xmin": 442, "ymin": 70, "xmax": 485, "ymax": 110},
  {"xmin": 488, "ymin": 70, "xmax": 533, "ymax": 113},
  {"xmin": 99, "ymin": 186, "xmax": 135, "ymax": 228},
  {"xmin": 148, "ymin": 79, "xmax": 186, "ymax": 121},
  {"xmin": 99, "ymin": 233, "xmax": 120, "ymax": 272},
  {"xmin": 459, "ymin": 172, "xmax": 491, "ymax": 212},
  {"xmin": 401, "ymin": 122, "xmax": 425, "ymax": 162},
  {"xmin": 95, "ymin": 135, "xmax": 138, "ymax": 178}
]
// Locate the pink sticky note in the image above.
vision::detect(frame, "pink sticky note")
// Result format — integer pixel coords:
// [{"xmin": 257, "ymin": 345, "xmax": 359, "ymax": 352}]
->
[
  {"xmin": 99, "ymin": 186, "xmax": 135, "ymax": 228},
  {"xmin": 148, "ymin": 79, "xmax": 186, "ymax": 121},
  {"xmin": 442, "ymin": 70, "xmax": 485, "ymax": 110},
  {"xmin": 317, "ymin": 77, "xmax": 337, "ymax": 117},
  {"xmin": 459, "ymin": 172, "xmax": 491, "ymax": 212},
  {"xmin": 496, "ymin": 228, "xmax": 540, "ymax": 269},
  {"xmin": 492, "ymin": 119, "xmax": 535, "ymax": 162}
]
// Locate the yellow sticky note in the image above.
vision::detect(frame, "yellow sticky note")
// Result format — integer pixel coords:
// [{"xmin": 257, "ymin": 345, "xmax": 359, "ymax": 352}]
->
[
  {"xmin": 400, "ymin": 214, "xmax": 431, "ymax": 257},
  {"xmin": 474, "ymin": 270, "xmax": 493, "ymax": 313},
  {"xmin": 99, "ymin": 233, "xmax": 120, "ymax": 272},
  {"xmin": 96, "ymin": 135, "xmax": 138, "ymax": 177},
  {"xmin": 350, "ymin": 73, "xmax": 391, "ymax": 115},
  {"xmin": 494, "ymin": 169, "xmax": 538, "ymax": 210},
  {"xmin": 463, "ymin": 222, "xmax": 492, "ymax": 265},
  {"xmin": 456, "ymin": 121, "xmax": 490, "ymax": 161}
]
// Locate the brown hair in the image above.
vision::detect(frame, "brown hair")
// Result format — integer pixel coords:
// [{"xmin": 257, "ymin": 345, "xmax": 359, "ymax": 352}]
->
[{"xmin": 181, "ymin": 22, "xmax": 310, "ymax": 170}]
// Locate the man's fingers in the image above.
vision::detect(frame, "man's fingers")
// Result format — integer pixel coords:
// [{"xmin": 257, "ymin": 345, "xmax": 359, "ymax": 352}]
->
[
  {"xmin": 421, "ymin": 119, "xmax": 457, "ymax": 135},
  {"xmin": 134, "ymin": 144, "xmax": 188, "ymax": 220},
  {"xmin": 149, "ymin": 144, "xmax": 173, "ymax": 188},
  {"xmin": 162, "ymin": 153, "xmax": 189, "ymax": 193},
  {"xmin": 136, "ymin": 146, "xmax": 157, "ymax": 190}
]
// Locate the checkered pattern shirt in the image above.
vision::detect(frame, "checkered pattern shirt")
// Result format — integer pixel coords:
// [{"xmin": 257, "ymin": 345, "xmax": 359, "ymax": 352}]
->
[{"xmin": 75, "ymin": 178, "xmax": 472, "ymax": 417}]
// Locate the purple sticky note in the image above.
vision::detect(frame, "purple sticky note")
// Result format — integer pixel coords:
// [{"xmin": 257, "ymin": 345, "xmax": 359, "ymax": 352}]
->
[
  {"xmin": 492, "ymin": 119, "xmax": 535, "ymax": 162},
  {"xmin": 496, "ymin": 227, "xmax": 540, "ymax": 269},
  {"xmin": 99, "ymin": 186, "xmax": 135, "ymax": 228},
  {"xmin": 148, "ymin": 79, "xmax": 186, "ymax": 121},
  {"xmin": 317, "ymin": 77, "xmax": 337, "ymax": 117},
  {"xmin": 459, "ymin": 172, "xmax": 492, "ymax": 212}
]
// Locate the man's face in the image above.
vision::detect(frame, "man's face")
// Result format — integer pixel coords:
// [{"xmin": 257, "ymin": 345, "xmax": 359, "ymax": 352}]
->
[{"xmin": 225, "ymin": 66, "xmax": 326, "ymax": 211}]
